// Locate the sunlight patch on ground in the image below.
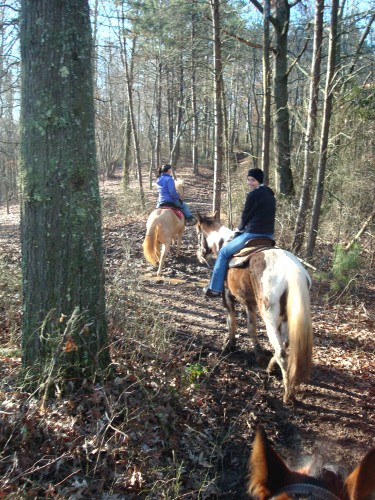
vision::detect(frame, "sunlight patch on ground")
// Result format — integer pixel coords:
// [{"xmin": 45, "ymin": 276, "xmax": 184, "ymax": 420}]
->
[{"xmin": 142, "ymin": 274, "xmax": 207, "ymax": 287}]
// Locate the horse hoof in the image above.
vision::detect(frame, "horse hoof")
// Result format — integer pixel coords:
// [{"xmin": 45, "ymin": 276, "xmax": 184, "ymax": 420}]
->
[
  {"xmin": 221, "ymin": 342, "xmax": 236, "ymax": 356},
  {"xmin": 256, "ymin": 352, "xmax": 269, "ymax": 369}
]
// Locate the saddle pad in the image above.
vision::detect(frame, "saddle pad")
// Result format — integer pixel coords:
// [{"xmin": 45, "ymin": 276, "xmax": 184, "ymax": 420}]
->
[
  {"xmin": 240, "ymin": 237, "xmax": 275, "ymax": 251},
  {"xmin": 229, "ymin": 238, "xmax": 275, "ymax": 269},
  {"xmin": 160, "ymin": 207, "xmax": 184, "ymax": 220}
]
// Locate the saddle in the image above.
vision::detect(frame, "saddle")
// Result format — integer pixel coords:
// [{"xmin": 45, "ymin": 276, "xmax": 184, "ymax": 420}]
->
[
  {"xmin": 228, "ymin": 237, "xmax": 275, "ymax": 268},
  {"xmin": 159, "ymin": 204, "xmax": 184, "ymax": 220}
]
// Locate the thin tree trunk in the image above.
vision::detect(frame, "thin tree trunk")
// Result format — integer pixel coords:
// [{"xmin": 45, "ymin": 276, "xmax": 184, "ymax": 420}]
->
[
  {"xmin": 211, "ymin": 0, "xmax": 224, "ymax": 215},
  {"xmin": 292, "ymin": 0, "xmax": 324, "ymax": 253},
  {"xmin": 261, "ymin": 0, "xmax": 271, "ymax": 182},
  {"xmin": 123, "ymin": 37, "xmax": 145, "ymax": 206},
  {"xmin": 191, "ymin": 1, "xmax": 199, "ymax": 175},
  {"xmin": 122, "ymin": 110, "xmax": 132, "ymax": 188},
  {"xmin": 155, "ymin": 58, "xmax": 162, "ymax": 173},
  {"xmin": 348, "ymin": 12, "xmax": 375, "ymax": 75},
  {"xmin": 170, "ymin": 57, "xmax": 184, "ymax": 168},
  {"xmin": 306, "ymin": 0, "xmax": 339, "ymax": 258}
]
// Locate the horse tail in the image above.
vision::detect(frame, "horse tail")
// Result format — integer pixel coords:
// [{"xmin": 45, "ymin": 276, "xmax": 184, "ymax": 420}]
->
[
  {"xmin": 286, "ymin": 267, "xmax": 313, "ymax": 391},
  {"xmin": 142, "ymin": 223, "xmax": 160, "ymax": 266}
]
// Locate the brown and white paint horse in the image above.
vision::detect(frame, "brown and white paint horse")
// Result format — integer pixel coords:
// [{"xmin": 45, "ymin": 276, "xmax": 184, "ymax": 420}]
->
[
  {"xmin": 196, "ymin": 212, "xmax": 313, "ymax": 403},
  {"xmin": 248, "ymin": 425, "xmax": 375, "ymax": 499}
]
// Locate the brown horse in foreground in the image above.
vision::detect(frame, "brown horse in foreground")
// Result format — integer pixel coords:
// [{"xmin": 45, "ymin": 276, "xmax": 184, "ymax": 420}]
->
[
  {"xmin": 248, "ymin": 426, "xmax": 375, "ymax": 499},
  {"xmin": 196, "ymin": 212, "xmax": 313, "ymax": 403}
]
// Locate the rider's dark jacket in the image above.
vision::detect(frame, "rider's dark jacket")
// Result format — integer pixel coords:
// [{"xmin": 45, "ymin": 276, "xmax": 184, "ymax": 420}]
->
[{"xmin": 237, "ymin": 185, "xmax": 276, "ymax": 235}]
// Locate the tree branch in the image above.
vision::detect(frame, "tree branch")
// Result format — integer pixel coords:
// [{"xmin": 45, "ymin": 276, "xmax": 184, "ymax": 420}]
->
[
  {"xmin": 345, "ymin": 210, "xmax": 375, "ymax": 251},
  {"xmin": 286, "ymin": 39, "xmax": 309, "ymax": 78}
]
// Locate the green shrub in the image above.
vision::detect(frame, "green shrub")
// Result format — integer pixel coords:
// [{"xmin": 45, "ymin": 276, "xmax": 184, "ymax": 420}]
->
[{"xmin": 331, "ymin": 243, "xmax": 362, "ymax": 292}]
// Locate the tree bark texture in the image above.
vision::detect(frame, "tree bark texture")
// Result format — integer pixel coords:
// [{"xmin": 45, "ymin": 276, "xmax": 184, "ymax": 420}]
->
[
  {"xmin": 20, "ymin": 0, "xmax": 110, "ymax": 375},
  {"xmin": 273, "ymin": 0, "xmax": 294, "ymax": 196}
]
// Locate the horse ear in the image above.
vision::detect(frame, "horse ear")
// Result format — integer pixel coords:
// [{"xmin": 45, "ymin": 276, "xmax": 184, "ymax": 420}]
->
[
  {"xmin": 248, "ymin": 426, "xmax": 291, "ymax": 499},
  {"xmin": 213, "ymin": 211, "xmax": 220, "ymax": 221},
  {"xmin": 196, "ymin": 212, "xmax": 203, "ymax": 223},
  {"xmin": 345, "ymin": 447, "xmax": 375, "ymax": 500}
]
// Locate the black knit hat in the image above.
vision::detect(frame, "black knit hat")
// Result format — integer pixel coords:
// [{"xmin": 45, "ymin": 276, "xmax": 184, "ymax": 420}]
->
[{"xmin": 247, "ymin": 168, "xmax": 264, "ymax": 184}]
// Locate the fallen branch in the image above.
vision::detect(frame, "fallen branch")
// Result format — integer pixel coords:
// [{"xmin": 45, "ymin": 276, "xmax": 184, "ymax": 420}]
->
[{"xmin": 345, "ymin": 209, "xmax": 375, "ymax": 251}]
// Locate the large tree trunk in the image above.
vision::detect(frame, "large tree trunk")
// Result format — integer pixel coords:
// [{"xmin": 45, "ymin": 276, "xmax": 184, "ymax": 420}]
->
[
  {"xmin": 292, "ymin": 0, "xmax": 324, "ymax": 253},
  {"xmin": 249, "ymin": 0, "xmax": 294, "ymax": 195},
  {"xmin": 306, "ymin": 0, "xmax": 339, "ymax": 258},
  {"xmin": 20, "ymin": 0, "xmax": 110, "ymax": 379},
  {"xmin": 272, "ymin": 0, "xmax": 294, "ymax": 195},
  {"xmin": 211, "ymin": 0, "xmax": 224, "ymax": 215}
]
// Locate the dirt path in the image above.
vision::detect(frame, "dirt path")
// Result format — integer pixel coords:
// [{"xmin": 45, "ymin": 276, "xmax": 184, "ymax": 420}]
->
[{"xmin": 1, "ymin": 164, "xmax": 374, "ymax": 497}]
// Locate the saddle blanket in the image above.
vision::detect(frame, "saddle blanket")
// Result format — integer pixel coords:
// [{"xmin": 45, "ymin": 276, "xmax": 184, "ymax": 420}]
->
[
  {"xmin": 160, "ymin": 206, "xmax": 184, "ymax": 220},
  {"xmin": 229, "ymin": 237, "xmax": 275, "ymax": 268}
]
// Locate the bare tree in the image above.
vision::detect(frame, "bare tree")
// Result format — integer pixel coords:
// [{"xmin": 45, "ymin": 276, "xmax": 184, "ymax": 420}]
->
[
  {"xmin": 306, "ymin": 0, "xmax": 339, "ymax": 258},
  {"xmin": 211, "ymin": 0, "xmax": 224, "ymax": 215},
  {"xmin": 292, "ymin": 0, "xmax": 324, "ymax": 253}
]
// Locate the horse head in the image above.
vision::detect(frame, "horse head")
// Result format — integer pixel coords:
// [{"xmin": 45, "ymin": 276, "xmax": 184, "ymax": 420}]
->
[
  {"xmin": 196, "ymin": 212, "xmax": 232, "ymax": 267},
  {"xmin": 248, "ymin": 426, "xmax": 375, "ymax": 500},
  {"xmin": 175, "ymin": 179, "xmax": 185, "ymax": 198}
]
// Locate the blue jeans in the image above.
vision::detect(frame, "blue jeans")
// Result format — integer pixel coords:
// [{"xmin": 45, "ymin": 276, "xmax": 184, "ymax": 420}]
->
[
  {"xmin": 209, "ymin": 232, "xmax": 274, "ymax": 292},
  {"xmin": 176, "ymin": 200, "xmax": 193, "ymax": 219}
]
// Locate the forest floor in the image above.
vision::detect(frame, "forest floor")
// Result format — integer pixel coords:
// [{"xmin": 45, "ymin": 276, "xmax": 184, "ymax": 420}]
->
[{"xmin": 0, "ymin": 161, "xmax": 374, "ymax": 499}]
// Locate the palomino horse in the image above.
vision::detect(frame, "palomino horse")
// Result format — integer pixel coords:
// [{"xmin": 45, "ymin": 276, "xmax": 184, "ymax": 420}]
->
[
  {"xmin": 143, "ymin": 180, "xmax": 186, "ymax": 276},
  {"xmin": 196, "ymin": 212, "xmax": 313, "ymax": 403},
  {"xmin": 248, "ymin": 425, "xmax": 375, "ymax": 499}
]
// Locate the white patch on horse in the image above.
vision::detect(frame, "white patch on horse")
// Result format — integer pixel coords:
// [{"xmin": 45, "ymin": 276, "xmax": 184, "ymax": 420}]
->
[{"xmin": 206, "ymin": 227, "xmax": 233, "ymax": 254}]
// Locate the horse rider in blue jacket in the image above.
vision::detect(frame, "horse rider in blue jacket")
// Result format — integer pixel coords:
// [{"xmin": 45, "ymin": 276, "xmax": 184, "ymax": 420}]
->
[
  {"xmin": 203, "ymin": 168, "xmax": 276, "ymax": 297},
  {"xmin": 156, "ymin": 164, "xmax": 197, "ymax": 226}
]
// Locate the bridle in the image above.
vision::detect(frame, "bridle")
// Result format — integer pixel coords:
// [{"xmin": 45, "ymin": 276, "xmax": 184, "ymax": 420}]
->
[{"xmin": 272, "ymin": 483, "xmax": 342, "ymax": 500}]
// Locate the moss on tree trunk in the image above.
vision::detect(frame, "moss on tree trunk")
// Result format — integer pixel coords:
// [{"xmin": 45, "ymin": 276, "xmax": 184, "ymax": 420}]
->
[{"xmin": 20, "ymin": 0, "xmax": 110, "ymax": 383}]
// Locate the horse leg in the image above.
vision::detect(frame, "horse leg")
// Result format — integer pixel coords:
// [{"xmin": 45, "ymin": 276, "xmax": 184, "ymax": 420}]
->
[
  {"xmin": 222, "ymin": 290, "xmax": 237, "ymax": 354},
  {"xmin": 245, "ymin": 306, "xmax": 266, "ymax": 367},
  {"xmin": 261, "ymin": 309, "xmax": 290, "ymax": 403},
  {"xmin": 157, "ymin": 242, "xmax": 170, "ymax": 276},
  {"xmin": 175, "ymin": 231, "xmax": 183, "ymax": 257}
]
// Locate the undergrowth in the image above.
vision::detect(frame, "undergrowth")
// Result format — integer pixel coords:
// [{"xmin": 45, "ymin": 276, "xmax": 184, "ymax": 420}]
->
[{"xmin": 0, "ymin": 190, "xmax": 222, "ymax": 499}]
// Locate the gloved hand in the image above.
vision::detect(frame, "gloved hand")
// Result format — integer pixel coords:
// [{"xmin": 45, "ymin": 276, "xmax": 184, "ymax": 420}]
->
[{"xmin": 233, "ymin": 230, "xmax": 243, "ymax": 238}]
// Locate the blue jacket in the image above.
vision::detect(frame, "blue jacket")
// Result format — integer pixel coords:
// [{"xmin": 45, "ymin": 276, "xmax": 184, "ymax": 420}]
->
[
  {"xmin": 156, "ymin": 174, "xmax": 181, "ymax": 205},
  {"xmin": 237, "ymin": 185, "xmax": 276, "ymax": 235}
]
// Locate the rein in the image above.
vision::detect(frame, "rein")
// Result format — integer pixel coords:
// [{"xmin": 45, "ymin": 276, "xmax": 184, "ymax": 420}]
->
[{"xmin": 272, "ymin": 483, "xmax": 342, "ymax": 500}]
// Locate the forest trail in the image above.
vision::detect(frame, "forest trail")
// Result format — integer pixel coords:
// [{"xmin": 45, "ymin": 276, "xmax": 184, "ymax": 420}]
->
[
  {"xmin": 0, "ymin": 162, "xmax": 374, "ymax": 498},
  {"xmin": 102, "ymin": 163, "xmax": 375, "ymax": 496}
]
